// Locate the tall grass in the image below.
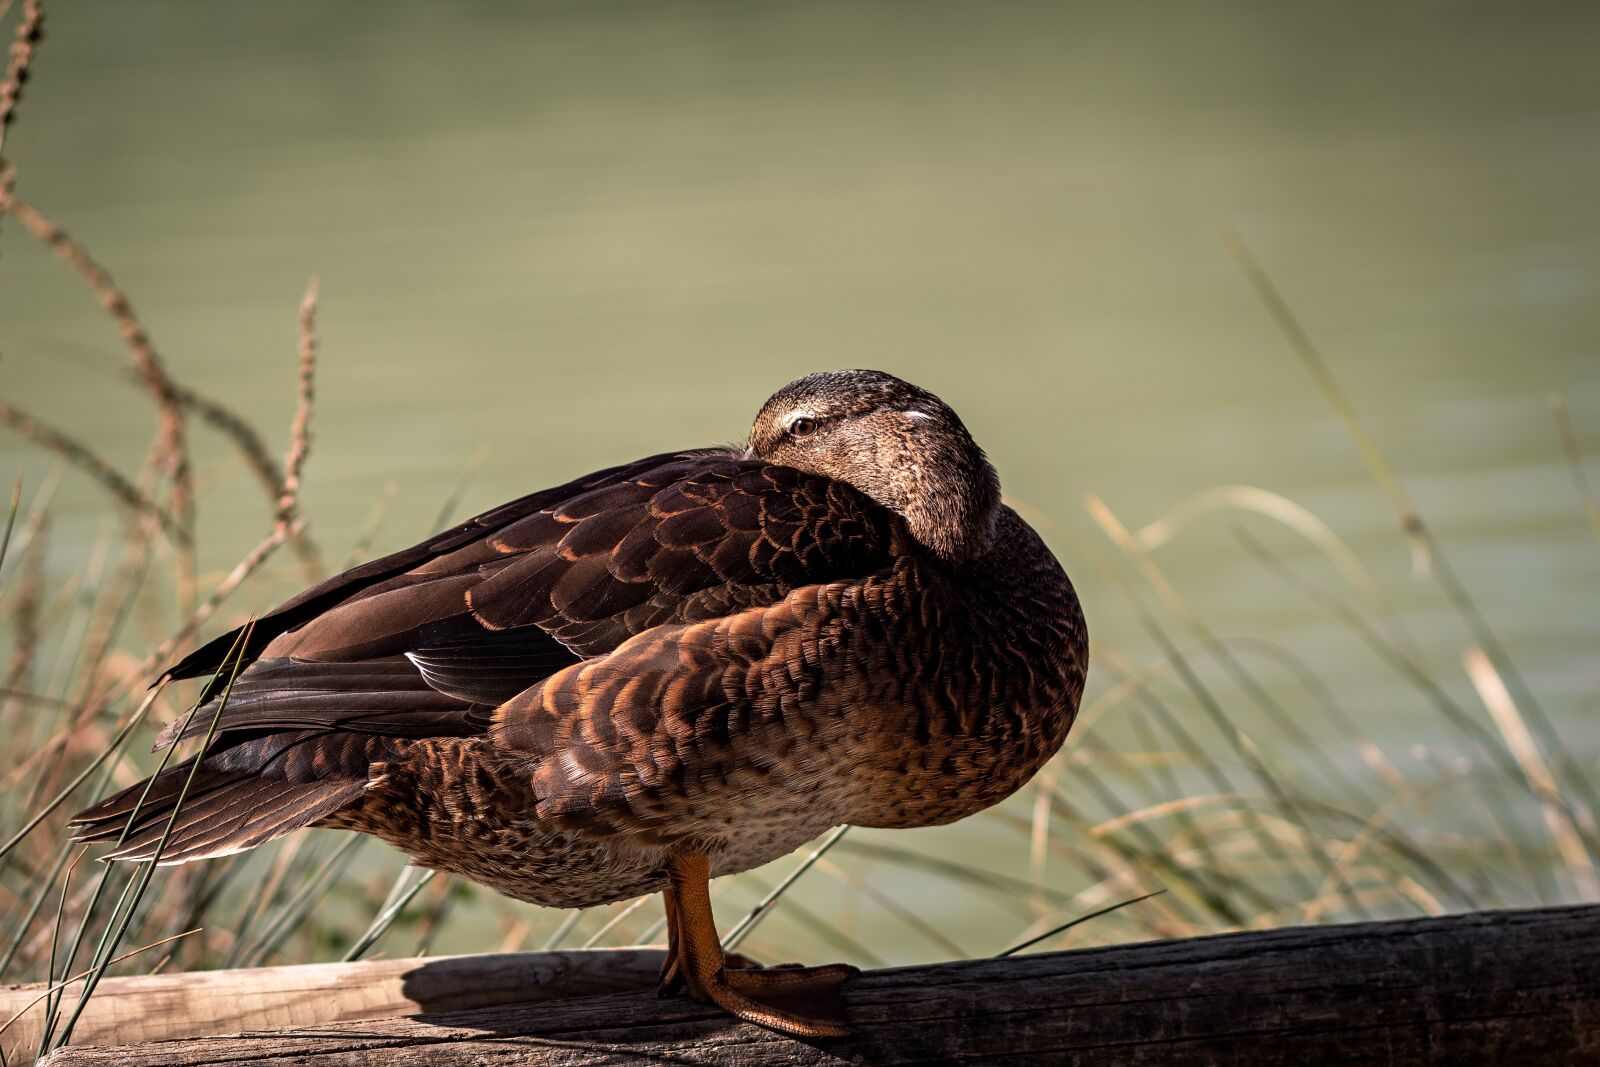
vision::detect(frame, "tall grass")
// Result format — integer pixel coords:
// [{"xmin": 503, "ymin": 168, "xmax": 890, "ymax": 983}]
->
[{"xmin": 0, "ymin": 3, "xmax": 1596, "ymax": 1060}]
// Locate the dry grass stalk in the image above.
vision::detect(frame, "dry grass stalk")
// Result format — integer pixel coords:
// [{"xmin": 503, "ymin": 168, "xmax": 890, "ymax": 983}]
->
[
  {"xmin": 1464, "ymin": 647, "xmax": 1599, "ymax": 899},
  {"xmin": 0, "ymin": 195, "xmax": 198, "ymax": 621},
  {"xmin": 0, "ymin": 404, "xmax": 311, "ymax": 808},
  {"xmin": 97, "ymin": 280, "xmax": 330, "ymax": 677},
  {"xmin": 0, "ymin": 259, "xmax": 321, "ymax": 922},
  {"xmin": 277, "ymin": 280, "xmax": 317, "ymax": 532},
  {"xmin": 0, "ymin": 403, "xmax": 185, "ymax": 546},
  {"xmin": 68, "ymin": 511, "xmax": 158, "ymax": 716},
  {"xmin": 167, "ymin": 381, "xmax": 322, "ymax": 574},
  {"xmin": 160, "ymin": 377, "xmax": 320, "ymax": 575},
  {"xmin": 141, "ymin": 285, "xmax": 320, "ymax": 674},
  {"xmin": 4, "ymin": 511, "xmax": 43, "ymax": 695},
  {"xmin": 0, "ymin": 928, "xmax": 198, "ymax": 1043},
  {"xmin": 0, "ymin": 0, "xmax": 44, "ymax": 159},
  {"xmin": 169, "ymin": 383, "xmax": 285, "ymax": 497},
  {"xmin": 1218, "ymin": 225, "xmax": 1427, "ymax": 568},
  {"xmin": 1128, "ymin": 483, "xmax": 1418, "ymax": 657},
  {"xmin": 1223, "ymin": 225, "xmax": 1600, "ymax": 834}
]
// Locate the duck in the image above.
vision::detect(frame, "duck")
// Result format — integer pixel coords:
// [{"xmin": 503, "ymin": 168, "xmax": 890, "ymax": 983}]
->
[{"xmin": 72, "ymin": 369, "xmax": 1089, "ymax": 1037}]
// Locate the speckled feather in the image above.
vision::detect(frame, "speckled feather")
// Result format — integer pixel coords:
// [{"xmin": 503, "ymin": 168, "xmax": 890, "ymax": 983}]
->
[{"xmin": 72, "ymin": 372, "xmax": 1087, "ymax": 913}]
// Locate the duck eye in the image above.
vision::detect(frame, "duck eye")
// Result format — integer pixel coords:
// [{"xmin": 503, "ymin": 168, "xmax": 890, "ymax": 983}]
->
[{"xmin": 788, "ymin": 416, "xmax": 818, "ymax": 439}]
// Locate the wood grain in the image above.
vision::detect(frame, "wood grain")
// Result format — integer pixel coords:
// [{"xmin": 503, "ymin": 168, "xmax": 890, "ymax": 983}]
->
[
  {"xmin": 3, "ymin": 947, "xmax": 663, "ymax": 1064},
  {"xmin": 35, "ymin": 905, "xmax": 1600, "ymax": 1065}
]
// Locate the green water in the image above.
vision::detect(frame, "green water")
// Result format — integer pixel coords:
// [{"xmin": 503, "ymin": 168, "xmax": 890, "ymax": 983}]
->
[{"xmin": 2, "ymin": 3, "xmax": 1598, "ymax": 962}]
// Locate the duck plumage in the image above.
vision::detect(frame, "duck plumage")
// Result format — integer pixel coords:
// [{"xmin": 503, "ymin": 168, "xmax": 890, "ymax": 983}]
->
[{"xmin": 71, "ymin": 369, "xmax": 1088, "ymax": 1035}]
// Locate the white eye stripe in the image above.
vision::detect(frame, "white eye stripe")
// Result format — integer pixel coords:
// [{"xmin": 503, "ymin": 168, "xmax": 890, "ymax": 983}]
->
[{"xmin": 903, "ymin": 409, "xmax": 934, "ymax": 422}]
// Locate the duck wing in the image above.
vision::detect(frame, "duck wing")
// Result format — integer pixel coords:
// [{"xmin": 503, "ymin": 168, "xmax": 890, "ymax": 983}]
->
[
  {"xmin": 155, "ymin": 451, "xmax": 895, "ymax": 748},
  {"xmin": 164, "ymin": 449, "xmax": 693, "ymax": 702},
  {"xmin": 72, "ymin": 451, "xmax": 898, "ymax": 861}
]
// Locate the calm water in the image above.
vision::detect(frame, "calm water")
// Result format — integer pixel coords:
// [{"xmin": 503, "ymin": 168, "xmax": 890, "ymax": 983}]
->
[{"xmin": 2, "ymin": 3, "xmax": 1598, "ymax": 961}]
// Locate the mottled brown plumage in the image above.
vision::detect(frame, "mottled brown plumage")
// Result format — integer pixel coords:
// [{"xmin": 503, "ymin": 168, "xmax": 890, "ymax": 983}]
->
[{"xmin": 71, "ymin": 369, "xmax": 1088, "ymax": 1036}]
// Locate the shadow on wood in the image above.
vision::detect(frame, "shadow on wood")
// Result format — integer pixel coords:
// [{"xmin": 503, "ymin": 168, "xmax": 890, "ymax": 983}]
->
[
  {"xmin": 32, "ymin": 905, "xmax": 1600, "ymax": 1065},
  {"xmin": 2, "ymin": 947, "xmax": 665, "ymax": 1064}
]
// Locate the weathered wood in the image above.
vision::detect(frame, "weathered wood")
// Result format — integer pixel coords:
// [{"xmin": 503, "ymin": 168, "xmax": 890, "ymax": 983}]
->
[
  {"xmin": 3, "ymin": 947, "xmax": 664, "ymax": 1064},
  {"xmin": 36, "ymin": 905, "xmax": 1600, "ymax": 1065}
]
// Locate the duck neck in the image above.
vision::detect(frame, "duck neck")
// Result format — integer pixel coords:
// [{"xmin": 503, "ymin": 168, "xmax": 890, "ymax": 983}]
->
[{"xmin": 901, "ymin": 453, "xmax": 1002, "ymax": 564}]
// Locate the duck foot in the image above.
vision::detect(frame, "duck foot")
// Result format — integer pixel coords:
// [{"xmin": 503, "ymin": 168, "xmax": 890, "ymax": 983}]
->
[
  {"xmin": 710, "ymin": 960, "xmax": 858, "ymax": 1034},
  {"xmin": 663, "ymin": 851, "xmax": 857, "ymax": 1037},
  {"xmin": 658, "ymin": 952, "xmax": 765, "ymax": 997},
  {"xmin": 657, "ymin": 909, "xmax": 761, "ymax": 997}
]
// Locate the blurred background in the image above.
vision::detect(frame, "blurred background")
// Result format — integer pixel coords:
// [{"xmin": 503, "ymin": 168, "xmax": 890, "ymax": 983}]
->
[{"xmin": 1, "ymin": 1, "xmax": 1597, "ymax": 983}]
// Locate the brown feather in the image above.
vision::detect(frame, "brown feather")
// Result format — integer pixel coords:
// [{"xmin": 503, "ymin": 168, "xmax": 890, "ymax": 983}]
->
[{"xmin": 71, "ymin": 372, "xmax": 1089, "ymax": 923}]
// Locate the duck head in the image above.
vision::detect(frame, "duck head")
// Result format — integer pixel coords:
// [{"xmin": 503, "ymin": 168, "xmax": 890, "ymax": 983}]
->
[{"xmin": 748, "ymin": 369, "xmax": 1001, "ymax": 563}]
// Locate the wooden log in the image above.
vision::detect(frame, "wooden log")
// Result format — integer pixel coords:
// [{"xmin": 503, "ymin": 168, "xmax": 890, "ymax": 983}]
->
[
  {"xmin": 2, "ymin": 947, "xmax": 664, "ymax": 1064},
  {"xmin": 36, "ymin": 905, "xmax": 1600, "ymax": 1065}
]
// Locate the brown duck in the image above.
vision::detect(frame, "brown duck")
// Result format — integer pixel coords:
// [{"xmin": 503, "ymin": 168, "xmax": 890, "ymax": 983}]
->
[{"xmin": 73, "ymin": 369, "xmax": 1088, "ymax": 1036}]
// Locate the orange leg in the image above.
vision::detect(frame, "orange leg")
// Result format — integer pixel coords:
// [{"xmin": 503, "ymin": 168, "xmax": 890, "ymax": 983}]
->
[
  {"xmin": 659, "ymin": 884, "xmax": 762, "ymax": 997},
  {"xmin": 663, "ymin": 850, "xmax": 856, "ymax": 1037},
  {"xmin": 658, "ymin": 885, "xmax": 683, "ymax": 995}
]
